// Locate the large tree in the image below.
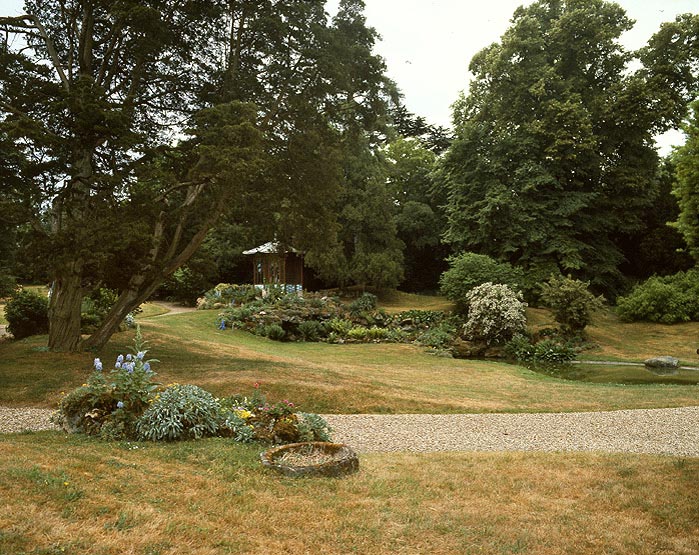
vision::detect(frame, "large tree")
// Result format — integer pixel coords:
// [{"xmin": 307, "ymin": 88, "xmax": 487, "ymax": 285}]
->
[
  {"xmin": 1, "ymin": 0, "xmax": 397, "ymax": 350},
  {"xmin": 442, "ymin": 0, "xmax": 699, "ymax": 294},
  {"xmin": 673, "ymin": 100, "xmax": 699, "ymax": 263}
]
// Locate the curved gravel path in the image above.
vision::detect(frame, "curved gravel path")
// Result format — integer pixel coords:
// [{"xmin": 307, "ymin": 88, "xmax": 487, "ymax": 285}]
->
[{"xmin": 2, "ymin": 406, "xmax": 698, "ymax": 457}]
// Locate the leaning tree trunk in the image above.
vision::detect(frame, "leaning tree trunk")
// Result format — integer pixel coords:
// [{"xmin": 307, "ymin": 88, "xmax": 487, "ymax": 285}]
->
[
  {"xmin": 48, "ymin": 260, "xmax": 84, "ymax": 352},
  {"xmin": 81, "ymin": 276, "xmax": 162, "ymax": 351}
]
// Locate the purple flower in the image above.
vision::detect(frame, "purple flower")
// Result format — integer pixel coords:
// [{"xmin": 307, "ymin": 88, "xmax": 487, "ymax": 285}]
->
[
  {"xmin": 117, "ymin": 401, "xmax": 124, "ymax": 409},
  {"xmin": 93, "ymin": 358, "xmax": 103, "ymax": 372}
]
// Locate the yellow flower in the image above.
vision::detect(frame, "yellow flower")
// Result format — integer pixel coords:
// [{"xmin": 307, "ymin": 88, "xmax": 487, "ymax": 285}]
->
[{"xmin": 234, "ymin": 409, "xmax": 252, "ymax": 420}]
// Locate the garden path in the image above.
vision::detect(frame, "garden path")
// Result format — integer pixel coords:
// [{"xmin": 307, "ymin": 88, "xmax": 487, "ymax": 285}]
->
[{"xmin": 2, "ymin": 406, "xmax": 698, "ymax": 458}]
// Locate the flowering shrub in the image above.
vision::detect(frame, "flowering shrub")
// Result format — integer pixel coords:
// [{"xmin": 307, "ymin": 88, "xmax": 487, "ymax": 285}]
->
[
  {"xmin": 56, "ymin": 325, "xmax": 159, "ymax": 439},
  {"xmin": 137, "ymin": 384, "xmax": 221, "ymax": 441},
  {"xmin": 462, "ymin": 283, "xmax": 527, "ymax": 345}
]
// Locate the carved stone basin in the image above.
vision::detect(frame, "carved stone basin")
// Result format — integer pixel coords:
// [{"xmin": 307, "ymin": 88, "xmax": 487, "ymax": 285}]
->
[{"xmin": 260, "ymin": 442, "xmax": 359, "ymax": 478}]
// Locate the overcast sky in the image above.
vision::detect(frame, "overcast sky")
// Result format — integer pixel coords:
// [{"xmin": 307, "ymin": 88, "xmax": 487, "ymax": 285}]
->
[
  {"xmin": 3, "ymin": 0, "xmax": 696, "ymax": 150},
  {"xmin": 333, "ymin": 0, "xmax": 698, "ymax": 152}
]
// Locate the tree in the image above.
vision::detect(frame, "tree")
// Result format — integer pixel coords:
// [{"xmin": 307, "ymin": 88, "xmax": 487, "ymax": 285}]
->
[
  {"xmin": 442, "ymin": 1, "xmax": 699, "ymax": 295},
  {"xmin": 673, "ymin": 100, "xmax": 699, "ymax": 263},
  {"xmin": 1, "ymin": 0, "xmax": 397, "ymax": 349},
  {"xmin": 385, "ymin": 137, "xmax": 448, "ymax": 291}
]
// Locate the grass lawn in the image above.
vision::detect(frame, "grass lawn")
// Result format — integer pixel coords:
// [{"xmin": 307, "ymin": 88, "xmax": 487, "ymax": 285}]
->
[
  {"xmin": 1, "ymin": 296, "xmax": 698, "ymax": 554},
  {"xmin": 2, "ymin": 308, "xmax": 699, "ymax": 412},
  {"xmin": 0, "ymin": 433, "xmax": 697, "ymax": 555}
]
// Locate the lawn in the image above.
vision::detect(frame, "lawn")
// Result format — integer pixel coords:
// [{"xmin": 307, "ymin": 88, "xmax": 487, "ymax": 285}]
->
[
  {"xmin": 2, "ymin": 308, "xmax": 699, "ymax": 412},
  {"xmin": 1, "ymin": 297, "xmax": 698, "ymax": 554},
  {"xmin": 0, "ymin": 433, "xmax": 697, "ymax": 555}
]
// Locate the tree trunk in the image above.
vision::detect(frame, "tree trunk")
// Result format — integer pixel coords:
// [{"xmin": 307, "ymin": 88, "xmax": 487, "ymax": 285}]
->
[
  {"xmin": 48, "ymin": 261, "xmax": 84, "ymax": 352},
  {"xmin": 81, "ymin": 277, "xmax": 161, "ymax": 352}
]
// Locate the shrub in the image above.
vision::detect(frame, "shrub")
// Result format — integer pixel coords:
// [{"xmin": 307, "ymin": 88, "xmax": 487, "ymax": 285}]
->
[
  {"xmin": 462, "ymin": 283, "xmax": 527, "ymax": 345},
  {"xmin": 198, "ymin": 283, "xmax": 259, "ymax": 309},
  {"xmin": 261, "ymin": 323, "xmax": 286, "ymax": 341},
  {"xmin": 0, "ymin": 274, "xmax": 16, "ymax": 298},
  {"xmin": 348, "ymin": 292, "xmax": 378, "ymax": 315},
  {"xmin": 540, "ymin": 275, "xmax": 604, "ymax": 335},
  {"xmin": 137, "ymin": 384, "xmax": 221, "ymax": 441},
  {"xmin": 616, "ymin": 270, "xmax": 699, "ymax": 323},
  {"xmin": 81, "ymin": 287, "xmax": 119, "ymax": 333},
  {"xmin": 55, "ymin": 326, "xmax": 159, "ymax": 439},
  {"xmin": 505, "ymin": 335, "xmax": 576, "ymax": 364},
  {"xmin": 4, "ymin": 289, "xmax": 49, "ymax": 339},
  {"xmin": 298, "ymin": 320, "xmax": 326, "ymax": 341},
  {"xmin": 440, "ymin": 253, "xmax": 523, "ymax": 312}
]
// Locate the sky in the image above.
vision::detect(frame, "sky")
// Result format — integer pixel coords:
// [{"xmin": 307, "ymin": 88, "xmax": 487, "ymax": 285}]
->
[
  {"xmin": 327, "ymin": 0, "xmax": 697, "ymax": 152},
  {"xmin": 3, "ymin": 0, "xmax": 696, "ymax": 151}
]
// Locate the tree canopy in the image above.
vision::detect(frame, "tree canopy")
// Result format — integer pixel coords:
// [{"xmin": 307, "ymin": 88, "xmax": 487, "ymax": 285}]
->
[
  {"xmin": 0, "ymin": 0, "xmax": 398, "ymax": 350},
  {"xmin": 441, "ymin": 0, "xmax": 699, "ymax": 294}
]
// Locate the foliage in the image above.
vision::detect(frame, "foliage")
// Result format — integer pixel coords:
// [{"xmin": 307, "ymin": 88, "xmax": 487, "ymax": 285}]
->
[
  {"xmin": 4, "ymin": 289, "xmax": 49, "ymax": 339},
  {"xmin": 0, "ymin": 274, "xmax": 16, "ymax": 299},
  {"xmin": 220, "ymin": 389, "xmax": 331, "ymax": 444},
  {"xmin": 540, "ymin": 275, "xmax": 604, "ymax": 335},
  {"xmin": 616, "ymin": 270, "xmax": 699, "ymax": 323},
  {"xmin": 56, "ymin": 326, "xmax": 159, "ymax": 439},
  {"xmin": 462, "ymin": 283, "xmax": 527, "ymax": 345},
  {"xmin": 349, "ymin": 292, "xmax": 378, "ymax": 315},
  {"xmin": 440, "ymin": 253, "xmax": 523, "ymax": 312},
  {"xmin": 198, "ymin": 283, "xmax": 259, "ymax": 310},
  {"xmin": 673, "ymin": 100, "xmax": 699, "ymax": 263},
  {"xmin": 441, "ymin": 2, "xmax": 699, "ymax": 295},
  {"xmin": 505, "ymin": 335, "xmax": 577, "ymax": 364},
  {"xmin": 157, "ymin": 266, "xmax": 216, "ymax": 307},
  {"xmin": 137, "ymin": 384, "xmax": 222, "ymax": 441}
]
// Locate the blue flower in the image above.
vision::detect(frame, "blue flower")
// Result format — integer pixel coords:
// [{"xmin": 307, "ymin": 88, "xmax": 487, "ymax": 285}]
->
[
  {"xmin": 115, "ymin": 362, "xmax": 122, "ymax": 369},
  {"xmin": 218, "ymin": 320, "xmax": 226, "ymax": 330},
  {"xmin": 136, "ymin": 351, "xmax": 145, "ymax": 360},
  {"xmin": 117, "ymin": 401, "xmax": 124, "ymax": 409},
  {"xmin": 126, "ymin": 354, "xmax": 133, "ymax": 362},
  {"xmin": 116, "ymin": 354, "xmax": 124, "ymax": 364},
  {"xmin": 93, "ymin": 358, "xmax": 103, "ymax": 372},
  {"xmin": 143, "ymin": 362, "xmax": 151, "ymax": 372}
]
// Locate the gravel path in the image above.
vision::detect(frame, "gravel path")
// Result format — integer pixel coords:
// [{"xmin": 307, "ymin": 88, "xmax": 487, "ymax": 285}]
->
[{"xmin": 2, "ymin": 406, "xmax": 697, "ymax": 457}]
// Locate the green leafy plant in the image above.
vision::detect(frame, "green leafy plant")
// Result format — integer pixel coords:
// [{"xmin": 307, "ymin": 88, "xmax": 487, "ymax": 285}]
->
[
  {"xmin": 4, "ymin": 289, "xmax": 49, "ymax": 339},
  {"xmin": 616, "ymin": 270, "xmax": 699, "ymax": 323},
  {"xmin": 55, "ymin": 325, "xmax": 159, "ymax": 439},
  {"xmin": 137, "ymin": 384, "xmax": 221, "ymax": 441},
  {"xmin": 440, "ymin": 253, "xmax": 523, "ymax": 312},
  {"xmin": 348, "ymin": 292, "xmax": 378, "ymax": 315},
  {"xmin": 540, "ymin": 275, "xmax": 604, "ymax": 335}
]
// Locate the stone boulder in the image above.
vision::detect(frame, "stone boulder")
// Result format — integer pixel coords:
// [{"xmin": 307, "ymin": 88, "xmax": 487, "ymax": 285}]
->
[{"xmin": 644, "ymin": 356, "xmax": 679, "ymax": 369}]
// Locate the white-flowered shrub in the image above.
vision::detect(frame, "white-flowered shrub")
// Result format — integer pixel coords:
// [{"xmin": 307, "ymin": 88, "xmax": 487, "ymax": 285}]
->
[{"xmin": 462, "ymin": 282, "xmax": 527, "ymax": 345}]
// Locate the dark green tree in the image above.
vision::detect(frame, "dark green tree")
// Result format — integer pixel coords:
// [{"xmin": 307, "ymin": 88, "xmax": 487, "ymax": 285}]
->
[
  {"xmin": 0, "ymin": 2, "xmax": 265, "ymax": 351},
  {"xmin": 672, "ymin": 100, "xmax": 699, "ymax": 263},
  {"xmin": 442, "ymin": 1, "xmax": 699, "ymax": 294},
  {"xmin": 385, "ymin": 137, "xmax": 448, "ymax": 291},
  {"xmin": 202, "ymin": 0, "xmax": 404, "ymax": 291}
]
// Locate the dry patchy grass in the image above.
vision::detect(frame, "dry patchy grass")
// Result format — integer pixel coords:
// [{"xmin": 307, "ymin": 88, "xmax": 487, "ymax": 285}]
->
[
  {"xmin": 2, "ymin": 309, "xmax": 699, "ymax": 413},
  {"xmin": 0, "ymin": 433, "xmax": 697, "ymax": 555}
]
